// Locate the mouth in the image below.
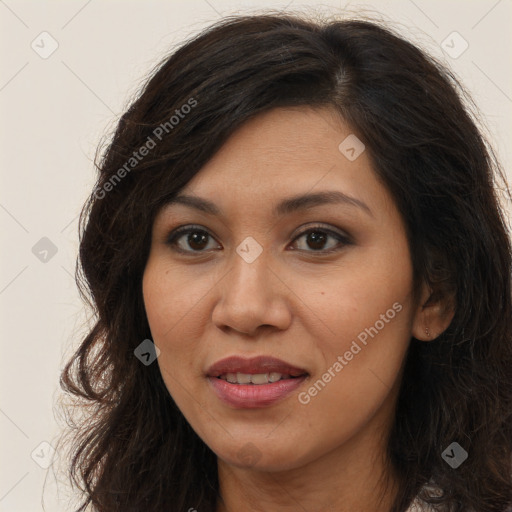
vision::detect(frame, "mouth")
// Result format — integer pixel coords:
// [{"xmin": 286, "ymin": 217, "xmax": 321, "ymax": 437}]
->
[
  {"xmin": 215, "ymin": 372, "xmax": 305, "ymax": 385},
  {"xmin": 206, "ymin": 355, "xmax": 309, "ymax": 408},
  {"xmin": 206, "ymin": 355, "xmax": 308, "ymax": 377}
]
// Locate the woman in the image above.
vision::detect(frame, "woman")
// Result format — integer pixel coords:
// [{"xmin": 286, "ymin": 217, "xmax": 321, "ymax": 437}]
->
[{"xmin": 60, "ymin": 12, "xmax": 512, "ymax": 512}]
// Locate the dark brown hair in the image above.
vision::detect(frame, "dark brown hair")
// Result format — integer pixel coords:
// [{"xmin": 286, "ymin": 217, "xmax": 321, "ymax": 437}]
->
[{"xmin": 60, "ymin": 12, "xmax": 512, "ymax": 512}]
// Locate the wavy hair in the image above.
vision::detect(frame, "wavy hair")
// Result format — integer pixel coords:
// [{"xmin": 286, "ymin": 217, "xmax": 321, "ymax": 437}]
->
[{"xmin": 60, "ymin": 12, "xmax": 512, "ymax": 512}]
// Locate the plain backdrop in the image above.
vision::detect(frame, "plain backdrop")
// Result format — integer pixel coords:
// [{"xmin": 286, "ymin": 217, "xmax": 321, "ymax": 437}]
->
[{"xmin": 1, "ymin": 0, "xmax": 511, "ymax": 510}]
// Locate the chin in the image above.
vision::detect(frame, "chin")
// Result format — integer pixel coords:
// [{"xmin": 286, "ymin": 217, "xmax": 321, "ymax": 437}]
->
[{"xmin": 216, "ymin": 440, "xmax": 309, "ymax": 472}]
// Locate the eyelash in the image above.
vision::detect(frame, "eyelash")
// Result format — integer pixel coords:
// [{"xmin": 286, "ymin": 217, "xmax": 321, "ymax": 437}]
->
[{"xmin": 165, "ymin": 224, "xmax": 352, "ymax": 256}]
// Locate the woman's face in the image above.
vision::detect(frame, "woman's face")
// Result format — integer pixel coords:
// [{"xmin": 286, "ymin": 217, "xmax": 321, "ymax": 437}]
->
[{"xmin": 143, "ymin": 106, "xmax": 424, "ymax": 472}]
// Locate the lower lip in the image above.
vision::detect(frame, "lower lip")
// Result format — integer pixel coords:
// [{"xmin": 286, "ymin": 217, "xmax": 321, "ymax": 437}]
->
[{"xmin": 207, "ymin": 375, "xmax": 307, "ymax": 408}]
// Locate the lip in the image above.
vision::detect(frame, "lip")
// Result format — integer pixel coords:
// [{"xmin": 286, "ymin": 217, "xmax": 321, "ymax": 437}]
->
[
  {"xmin": 206, "ymin": 355, "xmax": 307, "ymax": 377},
  {"xmin": 207, "ymin": 374, "xmax": 308, "ymax": 408},
  {"xmin": 206, "ymin": 355, "xmax": 308, "ymax": 408}
]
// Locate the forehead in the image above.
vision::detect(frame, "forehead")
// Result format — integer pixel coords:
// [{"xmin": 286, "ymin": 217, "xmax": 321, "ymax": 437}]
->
[
  {"xmin": 158, "ymin": 107, "xmax": 395, "ymax": 222},
  {"xmin": 206, "ymin": 106, "xmax": 351, "ymax": 168}
]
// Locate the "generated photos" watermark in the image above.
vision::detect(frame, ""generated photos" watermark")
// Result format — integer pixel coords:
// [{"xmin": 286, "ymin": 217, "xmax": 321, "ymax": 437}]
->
[
  {"xmin": 298, "ymin": 302, "xmax": 403, "ymax": 404},
  {"xmin": 94, "ymin": 97, "xmax": 198, "ymax": 199}
]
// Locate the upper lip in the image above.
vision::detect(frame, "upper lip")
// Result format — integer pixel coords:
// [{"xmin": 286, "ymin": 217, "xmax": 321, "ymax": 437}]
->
[{"xmin": 206, "ymin": 355, "xmax": 308, "ymax": 377}]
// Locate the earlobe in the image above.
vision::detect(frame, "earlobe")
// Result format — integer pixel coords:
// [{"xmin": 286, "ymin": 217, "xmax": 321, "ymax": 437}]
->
[{"xmin": 411, "ymin": 282, "xmax": 455, "ymax": 341}]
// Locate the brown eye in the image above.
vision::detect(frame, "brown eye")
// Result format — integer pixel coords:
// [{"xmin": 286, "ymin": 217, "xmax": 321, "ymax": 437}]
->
[
  {"xmin": 184, "ymin": 231, "xmax": 209, "ymax": 251},
  {"xmin": 166, "ymin": 224, "xmax": 351, "ymax": 256},
  {"xmin": 166, "ymin": 226, "xmax": 220, "ymax": 253},
  {"xmin": 304, "ymin": 231, "xmax": 328, "ymax": 250},
  {"xmin": 290, "ymin": 226, "xmax": 351, "ymax": 254}
]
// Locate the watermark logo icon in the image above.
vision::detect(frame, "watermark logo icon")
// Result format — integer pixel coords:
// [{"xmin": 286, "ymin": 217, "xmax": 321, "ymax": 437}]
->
[
  {"xmin": 441, "ymin": 31, "xmax": 469, "ymax": 59},
  {"xmin": 31, "ymin": 441, "xmax": 56, "ymax": 469},
  {"xmin": 31, "ymin": 31, "xmax": 59, "ymax": 59},
  {"xmin": 236, "ymin": 236, "xmax": 263, "ymax": 263},
  {"xmin": 441, "ymin": 442, "xmax": 468, "ymax": 468},
  {"xmin": 338, "ymin": 134, "xmax": 365, "ymax": 161},
  {"xmin": 134, "ymin": 339, "xmax": 160, "ymax": 366},
  {"xmin": 32, "ymin": 237, "xmax": 58, "ymax": 263}
]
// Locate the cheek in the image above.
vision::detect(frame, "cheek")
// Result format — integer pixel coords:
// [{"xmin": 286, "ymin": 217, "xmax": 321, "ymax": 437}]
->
[
  {"xmin": 295, "ymin": 294, "xmax": 412, "ymax": 450},
  {"xmin": 294, "ymin": 241, "xmax": 414, "ymax": 403},
  {"xmin": 142, "ymin": 263, "xmax": 220, "ymax": 447},
  {"xmin": 143, "ymin": 266, "xmax": 171, "ymax": 341},
  {"xmin": 142, "ymin": 259, "xmax": 212, "ymax": 388},
  {"xmin": 143, "ymin": 258, "xmax": 208, "ymax": 339},
  {"xmin": 331, "ymin": 274, "xmax": 412, "ymax": 348},
  {"xmin": 293, "ymin": 242, "xmax": 413, "ymax": 350}
]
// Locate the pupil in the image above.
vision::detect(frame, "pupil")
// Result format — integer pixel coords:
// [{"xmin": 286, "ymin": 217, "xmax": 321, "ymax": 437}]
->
[
  {"xmin": 307, "ymin": 231, "xmax": 326, "ymax": 250},
  {"xmin": 188, "ymin": 232, "xmax": 208, "ymax": 250}
]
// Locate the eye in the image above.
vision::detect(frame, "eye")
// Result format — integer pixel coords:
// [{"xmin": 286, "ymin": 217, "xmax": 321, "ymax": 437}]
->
[
  {"xmin": 289, "ymin": 225, "xmax": 351, "ymax": 254},
  {"xmin": 166, "ymin": 225, "xmax": 220, "ymax": 253},
  {"xmin": 165, "ymin": 224, "xmax": 351, "ymax": 255}
]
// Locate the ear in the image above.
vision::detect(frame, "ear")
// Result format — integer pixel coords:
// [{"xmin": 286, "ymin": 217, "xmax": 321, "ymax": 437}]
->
[{"xmin": 411, "ymin": 281, "xmax": 455, "ymax": 341}]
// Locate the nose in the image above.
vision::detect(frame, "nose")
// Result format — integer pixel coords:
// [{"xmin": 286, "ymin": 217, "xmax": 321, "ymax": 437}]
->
[{"xmin": 211, "ymin": 248, "xmax": 292, "ymax": 337}]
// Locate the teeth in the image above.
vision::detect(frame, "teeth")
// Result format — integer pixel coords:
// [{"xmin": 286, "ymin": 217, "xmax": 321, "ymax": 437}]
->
[
  {"xmin": 250, "ymin": 373, "xmax": 268, "ymax": 384},
  {"xmin": 237, "ymin": 372, "xmax": 252, "ymax": 384},
  {"xmin": 218, "ymin": 372, "xmax": 296, "ymax": 384},
  {"xmin": 268, "ymin": 372, "xmax": 283, "ymax": 383}
]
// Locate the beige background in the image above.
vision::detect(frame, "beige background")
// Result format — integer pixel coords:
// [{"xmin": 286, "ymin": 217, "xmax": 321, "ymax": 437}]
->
[{"xmin": 1, "ymin": 0, "xmax": 511, "ymax": 510}]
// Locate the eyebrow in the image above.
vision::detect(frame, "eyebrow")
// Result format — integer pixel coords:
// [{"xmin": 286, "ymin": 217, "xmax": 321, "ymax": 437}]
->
[{"xmin": 165, "ymin": 190, "xmax": 373, "ymax": 218}]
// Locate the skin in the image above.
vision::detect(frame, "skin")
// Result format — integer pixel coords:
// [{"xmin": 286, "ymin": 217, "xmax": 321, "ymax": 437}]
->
[{"xmin": 142, "ymin": 107, "xmax": 453, "ymax": 512}]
